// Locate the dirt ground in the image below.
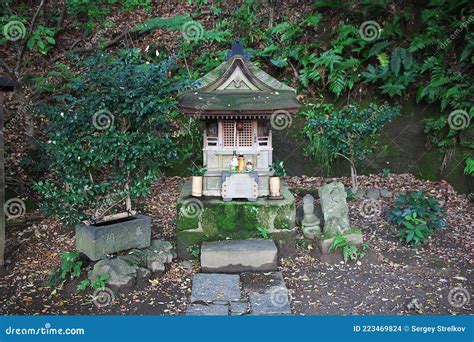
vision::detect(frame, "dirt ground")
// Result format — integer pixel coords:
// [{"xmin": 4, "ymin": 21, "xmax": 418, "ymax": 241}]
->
[{"xmin": 0, "ymin": 174, "xmax": 472, "ymax": 315}]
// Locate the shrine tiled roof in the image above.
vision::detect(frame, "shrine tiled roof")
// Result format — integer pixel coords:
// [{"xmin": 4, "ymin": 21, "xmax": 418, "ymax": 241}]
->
[{"xmin": 178, "ymin": 41, "xmax": 300, "ymax": 117}]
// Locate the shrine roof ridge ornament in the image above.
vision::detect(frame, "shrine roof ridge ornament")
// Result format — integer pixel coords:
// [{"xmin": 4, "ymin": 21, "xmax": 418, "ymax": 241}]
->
[
  {"xmin": 226, "ymin": 38, "xmax": 250, "ymax": 61},
  {"xmin": 178, "ymin": 39, "xmax": 300, "ymax": 117}
]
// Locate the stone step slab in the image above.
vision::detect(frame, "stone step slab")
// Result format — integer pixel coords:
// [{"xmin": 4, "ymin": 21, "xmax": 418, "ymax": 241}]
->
[
  {"xmin": 201, "ymin": 239, "xmax": 278, "ymax": 273},
  {"xmin": 186, "ymin": 303, "xmax": 229, "ymax": 316},
  {"xmin": 190, "ymin": 273, "xmax": 241, "ymax": 303},
  {"xmin": 241, "ymin": 271, "xmax": 286, "ymax": 295},
  {"xmin": 249, "ymin": 291, "xmax": 291, "ymax": 315}
]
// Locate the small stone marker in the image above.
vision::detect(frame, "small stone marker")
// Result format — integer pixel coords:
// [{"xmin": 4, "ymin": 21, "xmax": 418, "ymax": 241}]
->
[
  {"xmin": 318, "ymin": 182, "xmax": 350, "ymax": 234},
  {"xmin": 201, "ymin": 239, "xmax": 278, "ymax": 273},
  {"xmin": 190, "ymin": 273, "xmax": 241, "ymax": 303},
  {"xmin": 301, "ymin": 194, "xmax": 321, "ymax": 239}
]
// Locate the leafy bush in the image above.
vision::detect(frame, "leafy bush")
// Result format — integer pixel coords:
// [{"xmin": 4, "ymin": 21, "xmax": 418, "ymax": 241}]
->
[
  {"xmin": 388, "ymin": 191, "xmax": 447, "ymax": 246},
  {"xmin": 388, "ymin": 191, "xmax": 447, "ymax": 230},
  {"xmin": 46, "ymin": 251, "xmax": 83, "ymax": 288},
  {"xmin": 34, "ymin": 49, "xmax": 188, "ymax": 226},
  {"xmin": 328, "ymin": 234, "xmax": 367, "ymax": 263},
  {"xmin": 77, "ymin": 274, "xmax": 109, "ymax": 291},
  {"xmin": 270, "ymin": 161, "xmax": 287, "ymax": 177},
  {"xmin": 302, "ymin": 102, "xmax": 400, "ymax": 188},
  {"xmin": 396, "ymin": 212, "xmax": 433, "ymax": 246}
]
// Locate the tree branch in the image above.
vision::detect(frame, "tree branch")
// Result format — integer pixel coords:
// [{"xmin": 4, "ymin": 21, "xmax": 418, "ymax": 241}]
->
[{"xmin": 14, "ymin": 0, "xmax": 46, "ymax": 77}]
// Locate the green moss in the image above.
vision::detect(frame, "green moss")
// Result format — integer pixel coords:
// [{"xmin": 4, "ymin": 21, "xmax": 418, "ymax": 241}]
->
[{"xmin": 176, "ymin": 181, "xmax": 297, "ymax": 258}]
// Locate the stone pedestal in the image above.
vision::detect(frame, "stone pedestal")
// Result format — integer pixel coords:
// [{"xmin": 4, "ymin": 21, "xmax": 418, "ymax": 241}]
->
[
  {"xmin": 176, "ymin": 180, "xmax": 296, "ymax": 259},
  {"xmin": 75, "ymin": 215, "xmax": 151, "ymax": 261}
]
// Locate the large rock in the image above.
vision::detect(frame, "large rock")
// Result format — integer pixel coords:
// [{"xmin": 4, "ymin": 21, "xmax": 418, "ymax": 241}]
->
[
  {"xmin": 318, "ymin": 182, "xmax": 350, "ymax": 235},
  {"xmin": 76, "ymin": 215, "xmax": 152, "ymax": 261},
  {"xmin": 88, "ymin": 258, "xmax": 137, "ymax": 289},
  {"xmin": 128, "ymin": 239, "xmax": 174, "ymax": 273},
  {"xmin": 201, "ymin": 239, "xmax": 278, "ymax": 273},
  {"xmin": 190, "ymin": 273, "xmax": 241, "ymax": 303}
]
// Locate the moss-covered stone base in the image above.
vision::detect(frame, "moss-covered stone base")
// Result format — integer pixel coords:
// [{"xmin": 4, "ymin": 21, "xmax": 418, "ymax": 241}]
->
[{"xmin": 176, "ymin": 180, "xmax": 296, "ymax": 259}]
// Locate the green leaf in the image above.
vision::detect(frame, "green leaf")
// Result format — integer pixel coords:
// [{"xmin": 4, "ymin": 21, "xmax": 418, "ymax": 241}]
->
[
  {"xmin": 368, "ymin": 40, "xmax": 391, "ymax": 57},
  {"xmin": 27, "ymin": 37, "xmax": 35, "ymax": 49},
  {"xmin": 390, "ymin": 48, "xmax": 401, "ymax": 76}
]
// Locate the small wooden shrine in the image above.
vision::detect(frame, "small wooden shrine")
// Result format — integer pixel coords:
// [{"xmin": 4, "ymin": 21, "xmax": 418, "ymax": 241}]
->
[{"xmin": 178, "ymin": 39, "xmax": 300, "ymax": 200}]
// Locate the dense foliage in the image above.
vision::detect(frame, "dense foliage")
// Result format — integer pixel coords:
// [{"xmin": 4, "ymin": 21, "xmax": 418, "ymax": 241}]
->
[
  {"xmin": 34, "ymin": 50, "xmax": 188, "ymax": 225},
  {"xmin": 302, "ymin": 102, "xmax": 400, "ymax": 188},
  {"xmin": 388, "ymin": 191, "xmax": 447, "ymax": 246},
  {"xmin": 1, "ymin": 0, "xmax": 472, "ymax": 200},
  {"xmin": 178, "ymin": 0, "xmax": 473, "ymax": 173}
]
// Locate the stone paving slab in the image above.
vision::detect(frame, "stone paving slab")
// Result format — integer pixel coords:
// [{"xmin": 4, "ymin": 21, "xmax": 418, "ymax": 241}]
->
[
  {"xmin": 249, "ymin": 292, "xmax": 291, "ymax": 315},
  {"xmin": 230, "ymin": 301, "xmax": 250, "ymax": 316},
  {"xmin": 241, "ymin": 272, "xmax": 286, "ymax": 295},
  {"xmin": 201, "ymin": 239, "xmax": 278, "ymax": 273},
  {"xmin": 186, "ymin": 303, "xmax": 229, "ymax": 316},
  {"xmin": 190, "ymin": 273, "xmax": 241, "ymax": 303}
]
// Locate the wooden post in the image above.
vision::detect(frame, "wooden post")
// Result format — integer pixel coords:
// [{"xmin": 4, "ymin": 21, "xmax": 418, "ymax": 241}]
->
[{"xmin": 0, "ymin": 92, "xmax": 5, "ymax": 268}]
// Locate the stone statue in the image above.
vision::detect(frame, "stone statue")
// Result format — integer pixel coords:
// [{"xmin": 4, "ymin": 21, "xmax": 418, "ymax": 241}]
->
[
  {"xmin": 318, "ymin": 182, "xmax": 350, "ymax": 235},
  {"xmin": 301, "ymin": 194, "xmax": 321, "ymax": 239}
]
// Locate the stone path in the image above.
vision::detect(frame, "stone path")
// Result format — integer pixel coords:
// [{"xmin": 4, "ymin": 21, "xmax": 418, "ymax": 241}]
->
[{"xmin": 186, "ymin": 272, "xmax": 291, "ymax": 316}]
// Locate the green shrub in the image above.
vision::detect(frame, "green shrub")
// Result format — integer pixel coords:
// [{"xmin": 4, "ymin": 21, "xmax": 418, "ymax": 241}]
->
[
  {"xmin": 77, "ymin": 274, "xmax": 109, "ymax": 291},
  {"xmin": 34, "ymin": 49, "xmax": 189, "ymax": 226},
  {"xmin": 302, "ymin": 102, "xmax": 400, "ymax": 188},
  {"xmin": 46, "ymin": 251, "xmax": 83, "ymax": 288},
  {"xmin": 388, "ymin": 191, "xmax": 447, "ymax": 246},
  {"xmin": 328, "ymin": 234, "xmax": 367, "ymax": 263},
  {"xmin": 396, "ymin": 212, "xmax": 433, "ymax": 246}
]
